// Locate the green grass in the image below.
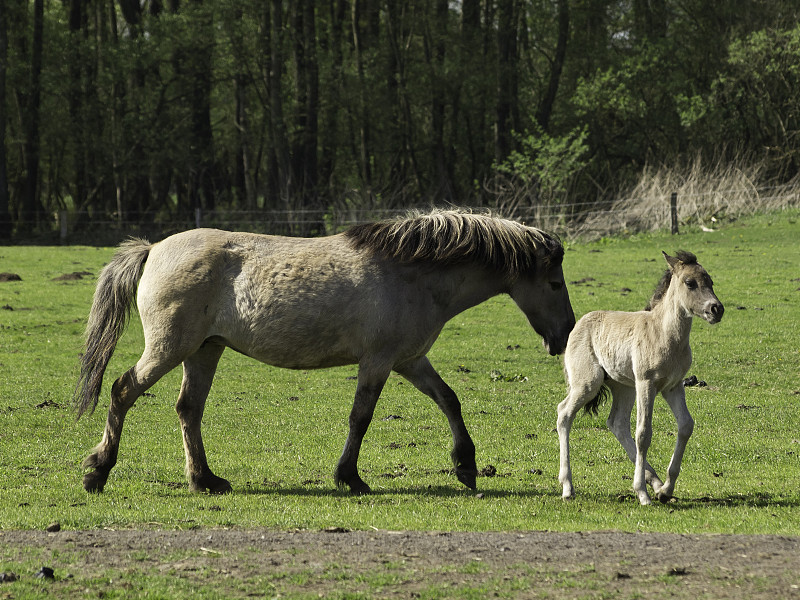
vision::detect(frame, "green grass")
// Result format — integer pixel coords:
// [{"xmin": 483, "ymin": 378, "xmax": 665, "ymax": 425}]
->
[{"xmin": 1, "ymin": 211, "xmax": 799, "ymax": 534}]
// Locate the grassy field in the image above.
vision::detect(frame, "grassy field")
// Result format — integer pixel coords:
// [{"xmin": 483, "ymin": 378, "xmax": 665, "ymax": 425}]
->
[{"xmin": 0, "ymin": 211, "xmax": 798, "ymax": 535}]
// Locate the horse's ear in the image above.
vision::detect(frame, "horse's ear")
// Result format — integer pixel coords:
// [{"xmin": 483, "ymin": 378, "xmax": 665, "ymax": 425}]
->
[{"xmin": 662, "ymin": 251, "xmax": 680, "ymax": 270}]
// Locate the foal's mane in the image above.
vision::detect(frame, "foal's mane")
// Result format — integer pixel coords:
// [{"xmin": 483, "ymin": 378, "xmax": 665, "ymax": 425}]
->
[
  {"xmin": 344, "ymin": 209, "xmax": 564, "ymax": 277},
  {"xmin": 644, "ymin": 250, "xmax": 698, "ymax": 311}
]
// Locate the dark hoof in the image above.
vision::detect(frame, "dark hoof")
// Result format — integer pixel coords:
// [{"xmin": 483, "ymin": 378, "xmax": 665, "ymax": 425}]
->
[
  {"xmin": 657, "ymin": 492, "xmax": 673, "ymax": 504},
  {"xmin": 456, "ymin": 467, "xmax": 478, "ymax": 490},
  {"xmin": 348, "ymin": 480, "xmax": 372, "ymax": 495},
  {"xmin": 191, "ymin": 475, "xmax": 233, "ymax": 494},
  {"xmin": 82, "ymin": 471, "xmax": 107, "ymax": 493}
]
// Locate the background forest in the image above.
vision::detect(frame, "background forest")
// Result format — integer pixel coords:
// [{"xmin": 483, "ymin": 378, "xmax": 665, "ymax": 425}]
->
[{"xmin": 1, "ymin": 0, "xmax": 799, "ymax": 240}]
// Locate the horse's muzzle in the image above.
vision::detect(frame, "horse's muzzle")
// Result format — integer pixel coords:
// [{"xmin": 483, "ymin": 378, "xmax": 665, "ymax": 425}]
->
[
  {"xmin": 544, "ymin": 330, "xmax": 571, "ymax": 356},
  {"xmin": 704, "ymin": 301, "xmax": 724, "ymax": 324}
]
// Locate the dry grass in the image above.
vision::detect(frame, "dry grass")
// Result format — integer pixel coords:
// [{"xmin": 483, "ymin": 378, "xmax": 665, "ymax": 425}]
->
[{"xmin": 572, "ymin": 156, "xmax": 800, "ymax": 239}]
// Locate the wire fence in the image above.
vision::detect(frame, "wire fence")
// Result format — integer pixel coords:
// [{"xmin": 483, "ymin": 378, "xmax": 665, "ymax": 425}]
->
[{"xmin": 5, "ymin": 184, "xmax": 800, "ymax": 245}]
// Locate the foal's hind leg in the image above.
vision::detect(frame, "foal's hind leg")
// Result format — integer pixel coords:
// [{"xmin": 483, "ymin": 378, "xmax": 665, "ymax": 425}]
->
[
  {"xmin": 334, "ymin": 362, "xmax": 391, "ymax": 494},
  {"xmin": 605, "ymin": 382, "xmax": 664, "ymax": 494},
  {"xmin": 395, "ymin": 357, "xmax": 477, "ymax": 490},
  {"xmin": 557, "ymin": 365, "xmax": 605, "ymax": 499},
  {"xmin": 82, "ymin": 351, "xmax": 176, "ymax": 492},
  {"xmin": 175, "ymin": 341, "xmax": 231, "ymax": 494},
  {"xmin": 655, "ymin": 385, "xmax": 694, "ymax": 503}
]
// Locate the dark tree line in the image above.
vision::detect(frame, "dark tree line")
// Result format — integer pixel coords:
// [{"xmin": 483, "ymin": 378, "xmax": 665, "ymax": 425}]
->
[{"xmin": 1, "ymin": 0, "xmax": 799, "ymax": 238}]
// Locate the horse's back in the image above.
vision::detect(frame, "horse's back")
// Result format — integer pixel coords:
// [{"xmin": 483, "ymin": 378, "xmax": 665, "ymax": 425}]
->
[{"xmin": 135, "ymin": 228, "xmax": 394, "ymax": 369}]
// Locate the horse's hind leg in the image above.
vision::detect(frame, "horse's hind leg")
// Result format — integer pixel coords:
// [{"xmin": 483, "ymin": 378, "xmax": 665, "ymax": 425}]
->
[
  {"xmin": 395, "ymin": 357, "xmax": 477, "ymax": 490},
  {"xmin": 175, "ymin": 341, "xmax": 231, "ymax": 494},
  {"xmin": 82, "ymin": 351, "xmax": 176, "ymax": 492},
  {"xmin": 655, "ymin": 385, "xmax": 694, "ymax": 503},
  {"xmin": 334, "ymin": 362, "xmax": 391, "ymax": 495},
  {"xmin": 605, "ymin": 382, "xmax": 664, "ymax": 494}
]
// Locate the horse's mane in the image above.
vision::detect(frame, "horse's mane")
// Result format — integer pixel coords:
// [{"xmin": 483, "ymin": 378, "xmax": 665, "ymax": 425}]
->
[
  {"xmin": 644, "ymin": 250, "xmax": 698, "ymax": 311},
  {"xmin": 344, "ymin": 209, "xmax": 564, "ymax": 278}
]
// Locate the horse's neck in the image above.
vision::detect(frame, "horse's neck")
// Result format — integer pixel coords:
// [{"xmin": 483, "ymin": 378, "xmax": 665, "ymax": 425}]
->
[{"xmin": 425, "ymin": 266, "xmax": 507, "ymax": 319}]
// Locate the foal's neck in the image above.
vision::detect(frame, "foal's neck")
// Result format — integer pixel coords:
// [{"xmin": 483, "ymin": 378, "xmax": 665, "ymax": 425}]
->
[{"xmin": 650, "ymin": 283, "xmax": 694, "ymax": 345}]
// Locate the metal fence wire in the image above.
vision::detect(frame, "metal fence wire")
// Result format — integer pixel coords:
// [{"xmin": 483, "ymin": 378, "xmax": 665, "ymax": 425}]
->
[{"xmin": 6, "ymin": 185, "xmax": 800, "ymax": 245}]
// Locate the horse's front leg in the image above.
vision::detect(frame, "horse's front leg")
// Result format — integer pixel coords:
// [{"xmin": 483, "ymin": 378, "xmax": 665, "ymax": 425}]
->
[
  {"xmin": 176, "ymin": 342, "xmax": 231, "ymax": 494},
  {"xmin": 334, "ymin": 363, "xmax": 390, "ymax": 495},
  {"xmin": 656, "ymin": 385, "xmax": 694, "ymax": 503},
  {"xmin": 633, "ymin": 380, "xmax": 658, "ymax": 505},
  {"xmin": 395, "ymin": 357, "xmax": 477, "ymax": 490},
  {"xmin": 605, "ymin": 383, "xmax": 664, "ymax": 493}
]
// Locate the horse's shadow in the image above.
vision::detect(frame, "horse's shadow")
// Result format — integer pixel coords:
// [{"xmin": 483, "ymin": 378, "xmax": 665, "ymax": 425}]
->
[{"xmin": 232, "ymin": 485, "xmax": 800, "ymax": 509}]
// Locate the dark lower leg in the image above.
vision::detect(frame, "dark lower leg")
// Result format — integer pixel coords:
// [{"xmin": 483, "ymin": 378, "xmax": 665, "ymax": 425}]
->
[
  {"xmin": 82, "ymin": 370, "xmax": 138, "ymax": 492},
  {"xmin": 177, "ymin": 343, "xmax": 229, "ymax": 494},
  {"xmin": 334, "ymin": 377, "xmax": 385, "ymax": 494},
  {"xmin": 397, "ymin": 358, "xmax": 476, "ymax": 490}
]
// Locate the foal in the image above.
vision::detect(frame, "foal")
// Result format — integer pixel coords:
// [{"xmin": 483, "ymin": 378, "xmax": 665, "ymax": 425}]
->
[{"xmin": 557, "ymin": 251, "xmax": 723, "ymax": 505}]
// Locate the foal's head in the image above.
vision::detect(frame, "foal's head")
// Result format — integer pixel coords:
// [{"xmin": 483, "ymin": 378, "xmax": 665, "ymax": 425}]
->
[{"xmin": 646, "ymin": 251, "xmax": 724, "ymax": 324}]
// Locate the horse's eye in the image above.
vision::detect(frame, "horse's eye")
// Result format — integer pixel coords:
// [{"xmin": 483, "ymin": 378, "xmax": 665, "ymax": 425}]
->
[
  {"xmin": 685, "ymin": 279, "xmax": 697, "ymax": 290},
  {"xmin": 550, "ymin": 281, "xmax": 563, "ymax": 291}
]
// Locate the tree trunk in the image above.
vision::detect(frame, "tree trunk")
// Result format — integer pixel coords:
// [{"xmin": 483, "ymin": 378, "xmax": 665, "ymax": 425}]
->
[
  {"xmin": 429, "ymin": 0, "xmax": 452, "ymax": 201},
  {"xmin": 351, "ymin": 0, "xmax": 372, "ymax": 190},
  {"xmin": 495, "ymin": 0, "xmax": 519, "ymax": 164},
  {"xmin": 291, "ymin": 0, "xmax": 319, "ymax": 208},
  {"xmin": 20, "ymin": 0, "xmax": 44, "ymax": 231},
  {"xmin": 267, "ymin": 0, "xmax": 292, "ymax": 208},
  {"xmin": 187, "ymin": 0, "xmax": 217, "ymax": 213},
  {"xmin": 0, "ymin": 2, "xmax": 11, "ymax": 238},
  {"xmin": 535, "ymin": 0, "xmax": 569, "ymax": 132}
]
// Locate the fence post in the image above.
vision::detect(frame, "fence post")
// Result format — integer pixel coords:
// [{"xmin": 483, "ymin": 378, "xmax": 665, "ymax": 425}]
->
[
  {"xmin": 59, "ymin": 211, "xmax": 68, "ymax": 243},
  {"xmin": 670, "ymin": 192, "xmax": 679, "ymax": 234}
]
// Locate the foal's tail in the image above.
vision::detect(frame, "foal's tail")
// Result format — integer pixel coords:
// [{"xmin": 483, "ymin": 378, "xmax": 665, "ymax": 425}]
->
[
  {"xmin": 74, "ymin": 238, "xmax": 152, "ymax": 419},
  {"xmin": 584, "ymin": 383, "xmax": 611, "ymax": 416}
]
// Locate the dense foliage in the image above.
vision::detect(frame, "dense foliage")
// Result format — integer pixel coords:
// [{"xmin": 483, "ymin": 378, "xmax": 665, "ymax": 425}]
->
[{"xmin": 1, "ymin": 0, "xmax": 799, "ymax": 237}]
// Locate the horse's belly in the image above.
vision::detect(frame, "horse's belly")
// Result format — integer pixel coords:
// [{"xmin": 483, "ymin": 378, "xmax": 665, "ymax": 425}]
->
[{"xmin": 215, "ymin": 321, "xmax": 361, "ymax": 370}]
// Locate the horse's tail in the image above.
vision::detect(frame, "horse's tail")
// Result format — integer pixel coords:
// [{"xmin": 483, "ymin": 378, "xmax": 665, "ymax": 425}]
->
[
  {"xmin": 74, "ymin": 238, "xmax": 152, "ymax": 419},
  {"xmin": 584, "ymin": 383, "xmax": 611, "ymax": 416}
]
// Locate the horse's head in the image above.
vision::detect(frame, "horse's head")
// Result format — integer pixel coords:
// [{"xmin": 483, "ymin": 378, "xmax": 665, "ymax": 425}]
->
[
  {"xmin": 663, "ymin": 251, "xmax": 724, "ymax": 324},
  {"xmin": 509, "ymin": 254, "xmax": 576, "ymax": 356}
]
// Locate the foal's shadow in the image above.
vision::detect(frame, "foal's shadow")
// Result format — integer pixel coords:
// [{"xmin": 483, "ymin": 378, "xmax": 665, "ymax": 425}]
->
[{"xmin": 599, "ymin": 491, "xmax": 800, "ymax": 510}]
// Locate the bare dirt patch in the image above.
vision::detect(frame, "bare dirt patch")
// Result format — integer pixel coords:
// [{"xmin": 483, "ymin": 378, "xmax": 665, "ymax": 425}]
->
[
  {"xmin": 1, "ymin": 529, "xmax": 798, "ymax": 598},
  {"xmin": 51, "ymin": 271, "xmax": 93, "ymax": 281}
]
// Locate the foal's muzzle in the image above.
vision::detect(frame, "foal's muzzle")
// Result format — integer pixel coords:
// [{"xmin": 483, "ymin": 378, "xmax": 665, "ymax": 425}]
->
[{"xmin": 704, "ymin": 300, "xmax": 724, "ymax": 324}]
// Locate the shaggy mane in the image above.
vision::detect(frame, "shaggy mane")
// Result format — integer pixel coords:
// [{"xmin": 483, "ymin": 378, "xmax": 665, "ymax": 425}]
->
[
  {"xmin": 344, "ymin": 209, "xmax": 564, "ymax": 278},
  {"xmin": 645, "ymin": 250, "xmax": 698, "ymax": 311}
]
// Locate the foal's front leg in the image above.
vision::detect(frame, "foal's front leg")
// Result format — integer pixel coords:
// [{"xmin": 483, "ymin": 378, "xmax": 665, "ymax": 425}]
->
[
  {"xmin": 633, "ymin": 380, "xmax": 658, "ymax": 505},
  {"xmin": 656, "ymin": 385, "xmax": 694, "ymax": 502},
  {"xmin": 334, "ymin": 363, "xmax": 390, "ymax": 494},
  {"xmin": 605, "ymin": 383, "xmax": 664, "ymax": 493}
]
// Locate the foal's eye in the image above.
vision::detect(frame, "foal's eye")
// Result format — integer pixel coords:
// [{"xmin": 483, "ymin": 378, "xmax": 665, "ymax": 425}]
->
[
  {"xmin": 550, "ymin": 281, "xmax": 564, "ymax": 291},
  {"xmin": 685, "ymin": 279, "xmax": 698, "ymax": 290}
]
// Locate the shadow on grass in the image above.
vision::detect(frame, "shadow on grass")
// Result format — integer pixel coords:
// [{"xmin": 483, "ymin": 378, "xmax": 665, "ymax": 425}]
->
[
  {"xmin": 597, "ymin": 491, "xmax": 800, "ymax": 509},
  {"xmin": 232, "ymin": 483, "xmax": 561, "ymax": 500}
]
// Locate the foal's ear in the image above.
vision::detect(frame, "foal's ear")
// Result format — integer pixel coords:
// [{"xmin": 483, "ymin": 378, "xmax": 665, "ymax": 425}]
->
[{"xmin": 662, "ymin": 251, "xmax": 681, "ymax": 270}]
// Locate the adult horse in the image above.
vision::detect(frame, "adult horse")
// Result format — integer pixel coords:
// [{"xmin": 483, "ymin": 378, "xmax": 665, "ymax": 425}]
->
[
  {"xmin": 557, "ymin": 251, "xmax": 723, "ymax": 505},
  {"xmin": 75, "ymin": 209, "xmax": 575, "ymax": 494}
]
